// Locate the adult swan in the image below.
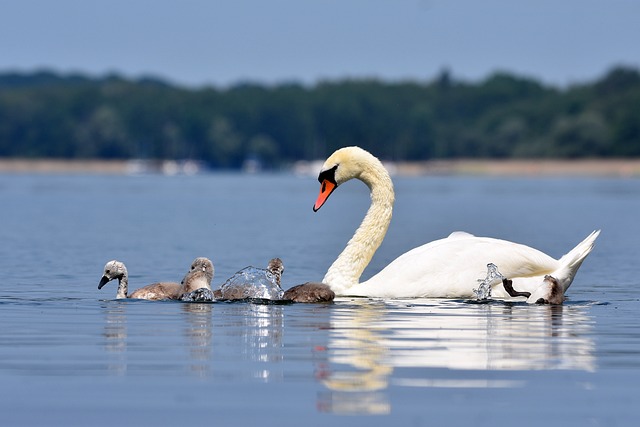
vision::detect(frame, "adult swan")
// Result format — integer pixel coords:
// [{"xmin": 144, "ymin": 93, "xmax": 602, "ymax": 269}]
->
[{"xmin": 313, "ymin": 146, "xmax": 600, "ymax": 299}]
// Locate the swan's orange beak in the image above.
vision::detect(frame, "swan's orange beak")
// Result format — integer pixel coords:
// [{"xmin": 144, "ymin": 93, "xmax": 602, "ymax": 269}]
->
[{"xmin": 313, "ymin": 179, "xmax": 336, "ymax": 212}]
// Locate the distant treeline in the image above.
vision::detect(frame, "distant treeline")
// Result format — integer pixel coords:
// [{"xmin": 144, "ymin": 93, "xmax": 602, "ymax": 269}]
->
[{"xmin": 1, "ymin": 67, "xmax": 639, "ymax": 168}]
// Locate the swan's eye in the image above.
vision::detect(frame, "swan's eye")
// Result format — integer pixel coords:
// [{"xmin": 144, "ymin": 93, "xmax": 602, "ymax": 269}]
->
[
  {"xmin": 106, "ymin": 269, "xmax": 111, "ymax": 274},
  {"xmin": 317, "ymin": 164, "xmax": 338, "ymax": 184}
]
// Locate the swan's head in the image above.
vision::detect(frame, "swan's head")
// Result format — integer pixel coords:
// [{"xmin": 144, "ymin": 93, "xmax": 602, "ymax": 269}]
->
[
  {"xmin": 314, "ymin": 146, "xmax": 383, "ymax": 211},
  {"xmin": 99, "ymin": 260, "xmax": 126, "ymax": 289},
  {"xmin": 532, "ymin": 275, "xmax": 565, "ymax": 305}
]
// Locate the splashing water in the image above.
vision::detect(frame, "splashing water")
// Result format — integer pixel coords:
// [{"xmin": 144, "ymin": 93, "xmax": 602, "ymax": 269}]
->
[
  {"xmin": 220, "ymin": 266, "xmax": 284, "ymax": 300},
  {"xmin": 180, "ymin": 288, "xmax": 215, "ymax": 302},
  {"xmin": 473, "ymin": 263, "xmax": 506, "ymax": 300}
]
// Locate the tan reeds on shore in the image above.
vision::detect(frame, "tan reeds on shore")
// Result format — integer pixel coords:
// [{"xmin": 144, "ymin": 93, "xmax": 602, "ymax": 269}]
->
[
  {"xmin": 392, "ymin": 158, "xmax": 640, "ymax": 177},
  {"xmin": 2, "ymin": 157, "xmax": 640, "ymax": 177},
  {"xmin": 0, "ymin": 159, "xmax": 129, "ymax": 174}
]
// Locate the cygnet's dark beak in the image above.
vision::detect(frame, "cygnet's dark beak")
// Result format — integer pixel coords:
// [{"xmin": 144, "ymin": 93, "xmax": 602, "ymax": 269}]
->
[{"xmin": 98, "ymin": 275, "xmax": 110, "ymax": 290}]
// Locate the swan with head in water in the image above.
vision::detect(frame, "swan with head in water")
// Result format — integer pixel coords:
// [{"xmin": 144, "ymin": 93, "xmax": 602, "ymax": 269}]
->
[
  {"xmin": 98, "ymin": 257, "xmax": 214, "ymax": 300},
  {"xmin": 313, "ymin": 146, "xmax": 600, "ymax": 299},
  {"xmin": 502, "ymin": 275, "xmax": 565, "ymax": 305}
]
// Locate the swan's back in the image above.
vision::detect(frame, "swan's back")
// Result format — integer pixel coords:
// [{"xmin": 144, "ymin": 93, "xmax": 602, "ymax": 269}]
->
[{"xmin": 356, "ymin": 234, "xmax": 560, "ymax": 298}]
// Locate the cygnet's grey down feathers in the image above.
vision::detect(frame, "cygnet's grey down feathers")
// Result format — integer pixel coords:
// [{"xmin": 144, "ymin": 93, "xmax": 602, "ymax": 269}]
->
[{"xmin": 98, "ymin": 257, "xmax": 213, "ymax": 300}]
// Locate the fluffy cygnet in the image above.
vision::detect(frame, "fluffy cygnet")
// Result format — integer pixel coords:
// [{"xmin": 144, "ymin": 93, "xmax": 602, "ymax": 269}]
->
[
  {"xmin": 98, "ymin": 257, "xmax": 213, "ymax": 300},
  {"xmin": 209, "ymin": 257, "xmax": 334, "ymax": 303},
  {"xmin": 282, "ymin": 281, "xmax": 335, "ymax": 303},
  {"xmin": 180, "ymin": 257, "xmax": 214, "ymax": 294}
]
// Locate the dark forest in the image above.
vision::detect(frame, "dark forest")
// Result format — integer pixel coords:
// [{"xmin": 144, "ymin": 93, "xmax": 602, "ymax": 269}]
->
[{"xmin": 1, "ymin": 66, "xmax": 639, "ymax": 168}]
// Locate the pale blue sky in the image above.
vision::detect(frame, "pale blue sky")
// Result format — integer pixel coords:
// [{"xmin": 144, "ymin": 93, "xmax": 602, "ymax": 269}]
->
[{"xmin": 1, "ymin": 0, "xmax": 638, "ymax": 87}]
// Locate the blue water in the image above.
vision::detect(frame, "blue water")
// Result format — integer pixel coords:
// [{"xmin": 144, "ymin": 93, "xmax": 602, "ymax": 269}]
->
[{"xmin": 1, "ymin": 172, "xmax": 639, "ymax": 426}]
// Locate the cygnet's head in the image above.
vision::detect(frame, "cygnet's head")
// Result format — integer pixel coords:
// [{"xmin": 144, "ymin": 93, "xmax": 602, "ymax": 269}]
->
[
  {"xmin": 267, "ymin": 257, "xmax": 284, "ymax": 285},
  {"xmin": 181, "ymin": 257, "xmax": 214, "ymax": 291},
  {"xmin": 99, "ymin": 260, "xmax": 126, "ymax": 289},
  {"xmin": 267, "ymin": 258, "xmax": 284, "ymax": 276},
  {"xmin": 191, "ymin": 257, "xmax": 214, "ymax": 279}
]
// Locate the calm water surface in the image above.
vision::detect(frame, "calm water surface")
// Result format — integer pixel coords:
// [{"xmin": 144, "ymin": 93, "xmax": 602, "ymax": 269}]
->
[{"xmin": 1, "ymin": 173, "xmax": 639, "ymax": 426}]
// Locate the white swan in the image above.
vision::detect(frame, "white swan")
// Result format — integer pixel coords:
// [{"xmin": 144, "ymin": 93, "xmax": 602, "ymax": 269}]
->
[
  {"xmin": 99, "ymin": 257, "xmax": 214, "ymax": 300},
  {"xmin": 313, "ymin": 146, "xmax": 600, "ymax": 299}
]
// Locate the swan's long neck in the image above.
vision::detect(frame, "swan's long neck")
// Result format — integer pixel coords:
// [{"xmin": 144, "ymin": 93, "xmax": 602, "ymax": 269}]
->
[
  {"xmin": 116, "ymin": 270, "xmax": 128, "ymax": 299},
  {"xmin": 322, "ymin": 164, "xmax": 394, "ymax": 294}
]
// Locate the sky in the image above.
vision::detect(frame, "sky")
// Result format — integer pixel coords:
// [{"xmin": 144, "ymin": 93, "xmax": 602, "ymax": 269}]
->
[{"xmin": 1, "ymin": 0, "xmax": 639, "ymax": 88}]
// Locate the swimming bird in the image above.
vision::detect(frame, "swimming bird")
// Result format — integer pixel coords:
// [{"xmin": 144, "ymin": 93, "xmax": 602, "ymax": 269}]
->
[
  {"xmin": 283, "ymin": 281, "xmax": 335, "ymax": 303},
  {"xmin": 178, "ymin": 257, "xmax": 216, "ymax": 301},
  {"xmin": 259, "ymin": 257, "xmax": 334, "ymax": 302},
  {"xmin": 212, "ymin": 258, "xmax": 334, "ymax": 303},
  {"xmin": 180, "ymin": 257, "xmax": 215, "ymax": 294},
  {"xmin": 267, "ymin": 258, "xmax": 285, "ymax": 287},
  {"xmin": 502, "ymin": 276, "xmax": 565, "ymax": 305},
  {"xmin": 266, "ymin": 257, "xmax": 334, "ymax": 302},
  {"xmin": 98, "ymin": 257, "xmax": 213, "ymax": 300},
  {"xmin": 312, "ymin": 146, "xmax": 600, "ymax": 299},
  {"xmin": 213, "ymin": 258, "xmax": 285, "ymax": 300}
]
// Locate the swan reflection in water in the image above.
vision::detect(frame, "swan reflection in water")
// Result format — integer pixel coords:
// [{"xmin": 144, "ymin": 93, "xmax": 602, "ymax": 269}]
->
[
  {"xmin": 319, "ymin": 298, "xmax": 595, "ymax": 415},
  {"xmin": 318, "ymin": 300, "xmax": 393, "ymax": 415},
  {"xmin": 101, "ymin": 295, "xmax": 596, "ymax": 415}
]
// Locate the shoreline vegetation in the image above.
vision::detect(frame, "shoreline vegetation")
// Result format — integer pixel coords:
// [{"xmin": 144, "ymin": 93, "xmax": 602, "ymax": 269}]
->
[
  {"xmin": 2, "ymin": 67, "xmax": 640, "ymax": 167},
  {"xmin": 2, "ymin": 157, "xmax": 640, "ymax": 177}
]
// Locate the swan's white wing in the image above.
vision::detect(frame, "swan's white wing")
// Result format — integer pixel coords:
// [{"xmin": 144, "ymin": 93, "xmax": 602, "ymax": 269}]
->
[
  {"xmin": 446, "ymin": 231, "xmax": 475, "ymax": 239},
  {"xmin": 355, "ymin": 236, "xmax": 559, "ymax": 298}
]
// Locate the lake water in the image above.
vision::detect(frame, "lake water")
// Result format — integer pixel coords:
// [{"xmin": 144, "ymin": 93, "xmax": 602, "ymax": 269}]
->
[{"xmin": 1, "ymin": 172, "xmax": 639, "ymax": 426}]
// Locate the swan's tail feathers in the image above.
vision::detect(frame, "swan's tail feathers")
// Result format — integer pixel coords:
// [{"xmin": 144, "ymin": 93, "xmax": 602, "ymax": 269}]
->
[{"xmin": 556, "ymin": 230, "xmax": 601, "ymax": 292}]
